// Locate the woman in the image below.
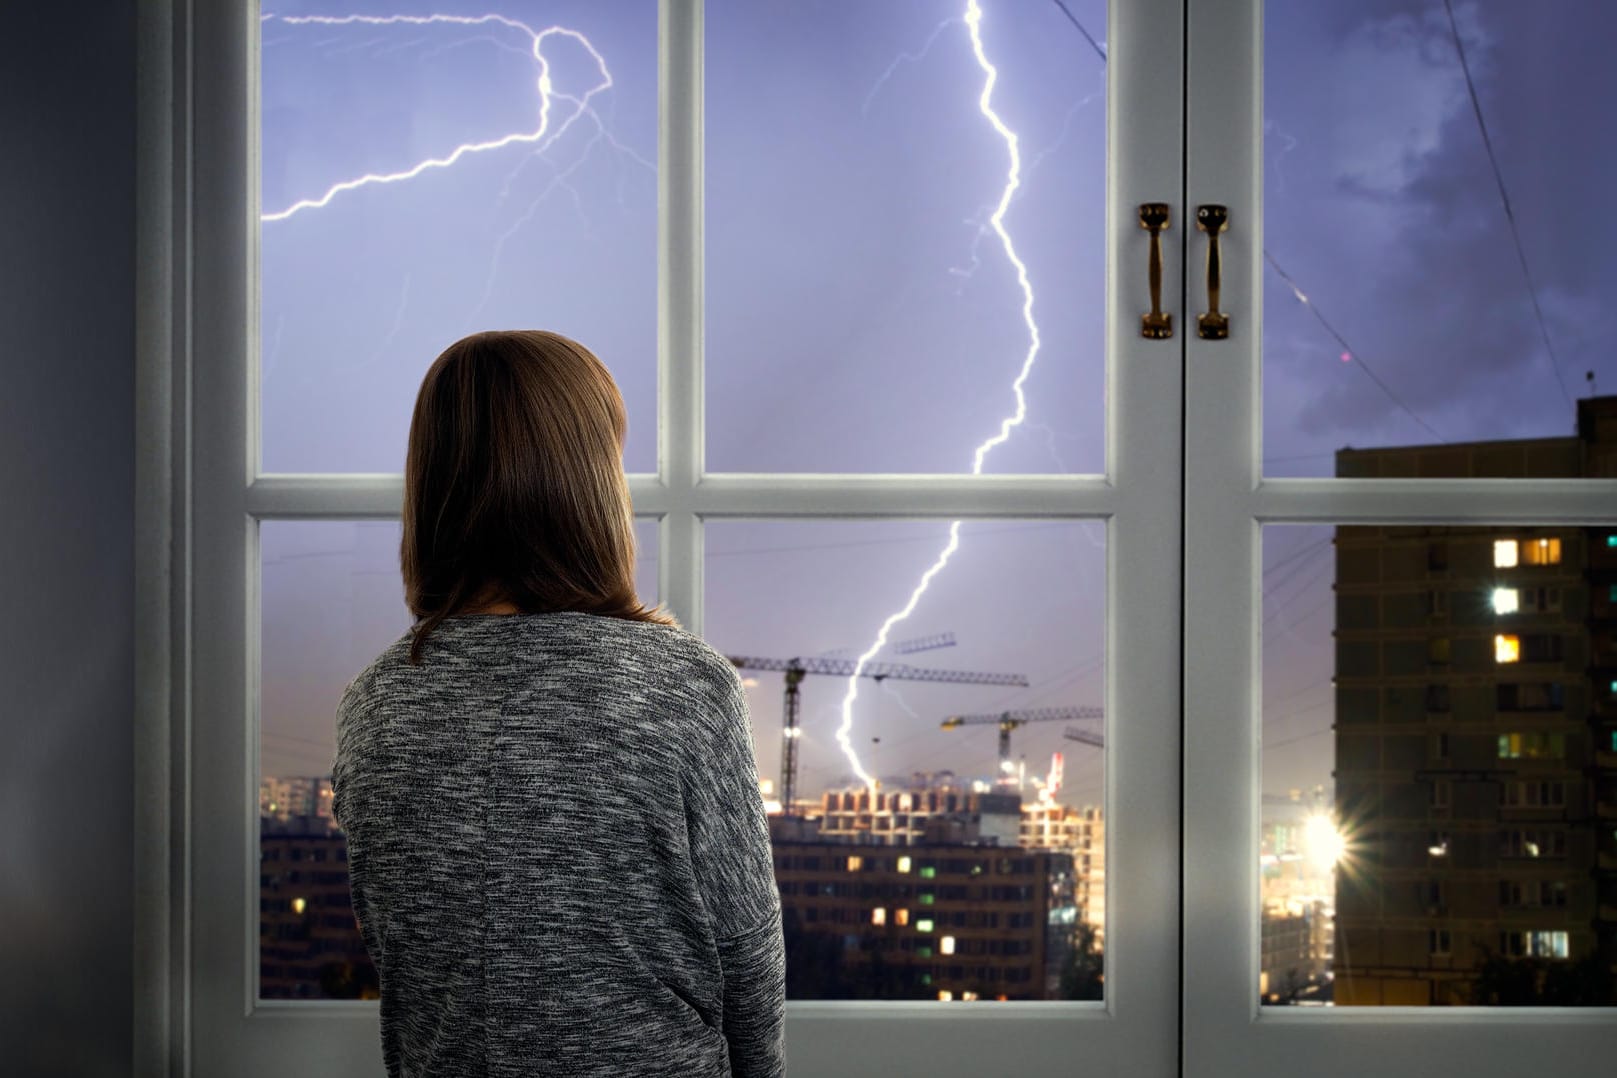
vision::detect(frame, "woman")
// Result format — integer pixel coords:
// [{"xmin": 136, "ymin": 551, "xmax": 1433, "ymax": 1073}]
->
[{"xmin": 332, "ymin": 330, "xmax": 786, "ymax": 1077}]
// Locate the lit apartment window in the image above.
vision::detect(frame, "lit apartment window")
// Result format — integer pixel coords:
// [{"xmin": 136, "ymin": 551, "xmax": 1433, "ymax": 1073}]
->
[
  {"xmin": 1502, "ymin": 930, "xmax": 1570, "ymax": 959},
  {"xmin": 920, "ymin": 865, "xmax": 937, "ymax": 879},
  {"xmin": 847, "ymin": 855, "xmax": 862, "ymax": 872},
  {"xmin": 919, "ymin": 892, "xmax": 935, "ymax": 905},
  {"xmin": 917, "ymin": 918, "xmax": 934, "ymax": 933},
  {"xmin": 1608, "ymin": 535, "xmax": 1617, "ymax": 549},
  {"xmin": 1494, "ymin": 540, "xmax": 1519, "ymax": 568},
  {"xmin": 897, "ymin": 856, "xmax": 911, "ymax": 873},
  {"xmin": 1523, "ymin": 537, "xmax": 1562, "ymax": 566},
  {"xmin": 941, "ymin": 935, "xmax": 956, "ymax": 955},
  {"xmin": 895, "ymin": 908, "xmax": 910, "ymax": 926},
  {"xmin": 1497, "ymin": 732, "xmax": 1566, "ymax": 760},
  {"xmin": 872, "ymin": 907, "xmax": 886, "ymax": 926},
  {"xmin": 936, "ymin": 990, "xmax": 951, "ymax": 1001},
  {"xmin": 1491, "ymin": 587, "xmax": 1519, "ymax": 615},
  {"xmin": 1495, "ymin": 634, "xmax": 1520, "ymax": 663},
  {"xmin": 1429, "ymin": 929, "xmax": 1451, "ymax": 956}
]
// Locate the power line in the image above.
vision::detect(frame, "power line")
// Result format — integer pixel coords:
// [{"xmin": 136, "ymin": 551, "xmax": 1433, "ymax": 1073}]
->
[
  {"xmin": 1441, "ymin": 0, "xmax": 1573, "ymax": 414},
  {"xmin": 1047, "ymin": 0, "xmax": 1107, "ymax": 63},
  {"xmin": 1262, "ymin": 253, "xmax": 1448, "ymax": 443}
]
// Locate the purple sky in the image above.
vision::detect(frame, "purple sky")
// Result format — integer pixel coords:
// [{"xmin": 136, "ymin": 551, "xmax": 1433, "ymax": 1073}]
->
[{"xmin": 257, "ymin": 0, "xmax": 1614, "ymax": 815}]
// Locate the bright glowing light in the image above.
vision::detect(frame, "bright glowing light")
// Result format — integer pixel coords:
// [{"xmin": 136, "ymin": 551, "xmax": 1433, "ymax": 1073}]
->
[
  {"xmin": 1303, "ymin": 814, "xmax": 1345, "ymax": 871},
  {"xmin": 1494, "ymin": 539, "xmax": 1519, "ymax": 568},
  {"xmin": 897, "ymin": 856, "xmax": 912, "ymax": 874},
  {"xmin": 291, "ymin": 897, "xmax": 307, "ymax": 915},
  {"xmin": 260, "ymin": 14, "xmax": 628, "ymax": 223},
  {"xmin": 1495, "ymin": 634, "xmax": 1520, "ymax": 664},
  {"xmin": 941, "ymin": 935, "xmax": 957, "ymax": 954},
  {"xmin": 917, "ymin": 918, "xmax": 935, "ymax": 933},
  {"xmin": 833, "ymin": 0, "xmax": 1046, "ymax": 790},
  {"xmin": 873, "ymin": 907, "xmax": 887, "ymax": 925},
  {"xmin": 1491, "ymin": 587, "xmax": 1519, "ymax": 615}
]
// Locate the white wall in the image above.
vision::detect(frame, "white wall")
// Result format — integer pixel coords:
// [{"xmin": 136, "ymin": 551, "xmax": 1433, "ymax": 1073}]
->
[{"xmin": 0, "ymin": 4, "xmax": 137, "ymax": 1074}]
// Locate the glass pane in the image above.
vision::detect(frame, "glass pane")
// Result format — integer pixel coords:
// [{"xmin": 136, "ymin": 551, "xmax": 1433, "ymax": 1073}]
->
[
  {"xmin": 705, "ymin": 0, "xmax": 1107, "ymax": 474},
  {"xmin": 705, "ymin": 520, "xmax": 1105, "ymax": 1001},
  {"xmin": 259, "ymin": 3, "xmax": 657, "ymax": 474},
  {"xmin": 1262, "ymin": 520, "xmax": 1617, "ymax": 1007},
  {"xmin": 258, "ymin": 518, "xmax": 658, "ymax": 999},
  {"xmin": 1262, "ymin": 0, "xmax": 1615, "ymax": 476}
]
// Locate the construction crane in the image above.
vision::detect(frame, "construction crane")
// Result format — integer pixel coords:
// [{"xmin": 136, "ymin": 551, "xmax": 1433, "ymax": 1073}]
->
[
  {"xmin": 1063, "ymin": 725, "xmax": 1104, "ymax": 750},
  {"xmin": 939, "ymin": 706, "xmax": 1105, "ymax": 789},
  {"xmin": 813, "ymin": 631, "xmax": 957, "ymax": 660},
  {"xmin": 727, "ymin": 655, "xmax": 1029, "ymax": 816}
]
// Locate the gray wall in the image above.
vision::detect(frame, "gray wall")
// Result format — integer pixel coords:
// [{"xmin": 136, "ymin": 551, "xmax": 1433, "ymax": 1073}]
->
[{"xmin": 0, "ymin": 3, "xmax": 136, "ymax": 1075}]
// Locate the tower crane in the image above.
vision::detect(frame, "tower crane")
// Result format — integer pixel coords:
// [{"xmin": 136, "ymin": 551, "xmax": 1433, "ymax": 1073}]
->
[
  {"xmin": 939, "ymin": 706, "xmax": 1105, "ymax": 788},
  {"xmin": 727, "ymin": 655, "xmax": 1029, "ymax": 816}
]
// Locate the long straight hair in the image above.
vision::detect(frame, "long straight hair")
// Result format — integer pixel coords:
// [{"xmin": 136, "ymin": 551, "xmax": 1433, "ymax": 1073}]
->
[{"xmin": 400, "ymin": 329, "xmax": 676, "ymax": 665}]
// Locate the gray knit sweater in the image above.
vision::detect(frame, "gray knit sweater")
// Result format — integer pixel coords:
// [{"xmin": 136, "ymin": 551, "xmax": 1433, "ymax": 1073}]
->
[{"xmin": 331, "ymin": 611, "xmax": 786, "ymax": 1077}]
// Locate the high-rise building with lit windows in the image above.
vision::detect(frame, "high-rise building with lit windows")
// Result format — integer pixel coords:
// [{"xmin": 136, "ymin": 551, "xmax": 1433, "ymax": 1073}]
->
[{"xmin": 1330, "ymin": 395, "xmax": 1617, "ymax": 1006}]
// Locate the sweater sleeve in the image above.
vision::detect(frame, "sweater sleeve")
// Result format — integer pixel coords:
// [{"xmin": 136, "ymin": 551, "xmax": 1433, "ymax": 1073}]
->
[{"xmin": 684, "ymin": 668, "xmax": 787, "ymax": 1078}]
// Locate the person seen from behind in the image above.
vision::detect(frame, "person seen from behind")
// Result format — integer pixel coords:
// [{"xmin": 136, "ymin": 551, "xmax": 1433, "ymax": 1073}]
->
[{"xmin": 331, "ymin": 329, "xmax": 787, "ymax": 1077}]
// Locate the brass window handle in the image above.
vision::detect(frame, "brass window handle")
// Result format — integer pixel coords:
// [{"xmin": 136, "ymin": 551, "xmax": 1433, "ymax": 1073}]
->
[
  {"xmin": 1197, "ymin": 204, "xmax": 1230, "ymax": 340},
  {"xmin": 1138, "ymin": 203, "xmax": 1172, "ymax": 339}
]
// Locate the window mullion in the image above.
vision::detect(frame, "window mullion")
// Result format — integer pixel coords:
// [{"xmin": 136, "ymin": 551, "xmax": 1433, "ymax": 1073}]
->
[{"xmin": 659, "ymin": 0, "xmax": 704, "ymax": 633}]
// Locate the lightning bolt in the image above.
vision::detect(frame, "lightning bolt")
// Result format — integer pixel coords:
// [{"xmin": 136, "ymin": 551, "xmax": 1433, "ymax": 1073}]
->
[
  {"xmin": 259, "ymin": 14, "xmax": 625, "ymax": 223},
  {"xmin": 834, "ymin": 0, "xmax": 1042, "ymax": 792}
]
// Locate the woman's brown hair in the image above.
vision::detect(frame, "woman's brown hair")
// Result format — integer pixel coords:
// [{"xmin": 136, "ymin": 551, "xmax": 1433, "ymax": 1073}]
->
[{"xmin": 401, "ymin": 329, "xmax": 676, "ymax": 665}]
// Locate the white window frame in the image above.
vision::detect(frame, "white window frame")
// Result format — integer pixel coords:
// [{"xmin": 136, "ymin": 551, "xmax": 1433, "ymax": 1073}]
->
[
  {"xmin": 1181, "ymin": 0, "xmax": 1617, "ymax": 1073},
  {"xmin": 137, "ymin": 1, "xmax": 1186, "ymax": 1074}
]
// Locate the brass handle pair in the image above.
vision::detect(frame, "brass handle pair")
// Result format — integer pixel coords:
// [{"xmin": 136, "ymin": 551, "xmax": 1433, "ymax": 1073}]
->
[{"xmin": 1137, "ymin": 203, "xmax": 1229, "ymax": 340}]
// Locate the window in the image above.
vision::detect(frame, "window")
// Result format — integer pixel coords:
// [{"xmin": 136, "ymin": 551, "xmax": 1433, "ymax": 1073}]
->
[
  {"xmin": 1494, "ymin": 540, "xmax": 1520, "ymax": 568},
  {"xmin": 1430, "ymin": 733, "xmax": 1449, "ymax": 760},
  {"xmin": 1500, "ymin": 931, "xmax": 1570, "ymax": 959},
  {"xmin": 1429, "ymin": 929, "xmax": 1451, "ymax": 956},
  {"xmin": 1424, "ymin": 684, "xmax": 1451, "ymax": 713},
  {"xmin": 1496, "ymin": 682, "xmax": 1565, "ymax": 712},
  {"xmin": 847, "ymin": 856, "xmax": 863, "ymax": 872},
  {"xmin": 1521, "ymin": 538, "xmax": 1563, "ymax": 566},
  {"xmin": 1428, "ymin": 637, "xmax": 1452, "ymax": 665},
  {"xmin": 1500, "ymin": 830, "xmax": 1568, "ymax": 859},
  {"xmin": 1490, "ymin": 588, "xmax": 1518, "ymax": 615},
  {"xmin": 166, "ymin": 0, "xmax": 1617, "ymax": 1072},
  {"xmin": 1497, "ymin": 733, "xmax": 1566, "ymax": 760},
  {"xmin": 1495, "ymin": 634, "xmax": 1520, "ymax": 664},
  {"xmin": 1501, "ymin": 780, "xmax": 1567, "ymax": 808},
  {"xmin": 1429, "ymin": 780, "xmax": 1451, "ymax": 812},
  {"xmin": 872, "ymin": 907, "xmax": 887, "ymax": 926},
  {"xmin": 1520, "ymin": 635, "xmax": 1565, "ymax": 663},
  {"xmin": 1499, "ymin": 880, "xmax": 1569, "ymax": 908}
]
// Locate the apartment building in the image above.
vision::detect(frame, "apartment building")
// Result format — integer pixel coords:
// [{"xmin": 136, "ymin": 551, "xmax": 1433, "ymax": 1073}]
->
[{"xmin": 1331, "ymin": 395, "xmax": 1617, "ymax": 1005}]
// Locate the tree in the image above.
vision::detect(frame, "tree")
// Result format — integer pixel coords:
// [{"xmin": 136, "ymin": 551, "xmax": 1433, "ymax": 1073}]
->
[
  {"xmin": 1470, "ymin": 948, "xmax": 1615, "ymax": 1006},
  {"xmin": 1056, "ymin": 922, "xmax": 1104, "ymax": 1001}
]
